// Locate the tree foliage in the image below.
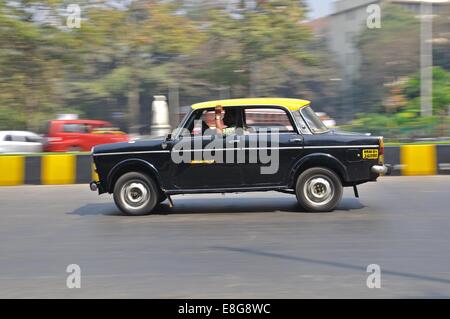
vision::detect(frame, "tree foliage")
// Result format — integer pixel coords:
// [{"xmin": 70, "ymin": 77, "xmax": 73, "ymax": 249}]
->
[
  {"xmin": 354, "ymin": 3, "xmax": 450, "ymax": 115},
  {"xmin": 343, "ymin": 67, "xmax": 450, "ymax": 138},
  {"xmin": 0, "ymin": 0, "xmax": 340, "ymax": 132}
]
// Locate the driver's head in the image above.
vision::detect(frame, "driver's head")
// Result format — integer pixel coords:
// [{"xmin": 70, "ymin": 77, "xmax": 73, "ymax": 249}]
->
[{"xmin": 223, "ymin": 109, "xmax": 237, "ymax": 127}]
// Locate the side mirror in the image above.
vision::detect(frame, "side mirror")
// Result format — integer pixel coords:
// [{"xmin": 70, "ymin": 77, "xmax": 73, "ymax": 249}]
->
[{"xmin": 166, "ymin": 133, "xmax": 172, "ymax": 141}]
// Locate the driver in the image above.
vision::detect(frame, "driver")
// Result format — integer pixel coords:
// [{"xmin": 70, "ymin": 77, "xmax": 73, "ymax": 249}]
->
[{"xmin": 215, "ymin": 105, "xmax": 239, "ymax": 136}]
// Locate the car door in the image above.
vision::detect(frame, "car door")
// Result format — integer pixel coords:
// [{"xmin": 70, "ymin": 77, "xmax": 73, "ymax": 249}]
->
[
  {"xmin": 24, "ymin": 133, "xmax": 43, "ymax": 153},
  {"xmin": 240, "ymin": 106, "xmax": 304, "ymax": 186},
  {"xmin": 170, "ymin": 108, "xmax": 244, "ymax": 190},
  {"xmin": 5, "ymin": 134, "xmax": 31, "ymax": 153},
  {"xmin": 61, "ymin": 123, "xmax": 82, "ymax": 150}
]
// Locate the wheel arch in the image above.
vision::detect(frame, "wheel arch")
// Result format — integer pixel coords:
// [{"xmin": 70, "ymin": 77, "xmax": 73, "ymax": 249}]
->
[
  {"xmin": 289, "ymin": 153, "xmax": 348, "ymax": 188},
  {"xmin": 107, "ymin": 159, "xmax": 162, "ymax": 193}
]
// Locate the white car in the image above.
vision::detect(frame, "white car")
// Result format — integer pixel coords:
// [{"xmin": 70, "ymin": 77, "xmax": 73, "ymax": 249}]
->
[{"xmin": 0, "ymin": 131, "xmax": 43, "ymax": 153}]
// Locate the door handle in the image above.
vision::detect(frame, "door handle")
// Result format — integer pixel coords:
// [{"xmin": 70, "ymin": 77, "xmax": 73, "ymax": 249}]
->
[
  {"xmin": 227, "ymin": 139, "xmax": 240, "ymax": 144},
  {"xmin": 289, "ymin": 137, "xmax": 303, "ymax": 143}
]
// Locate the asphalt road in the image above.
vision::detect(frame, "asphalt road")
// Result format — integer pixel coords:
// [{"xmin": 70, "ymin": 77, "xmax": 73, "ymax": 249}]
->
[{"xmin": 1, "ymin": 176, "xmax": 450, "ymax": 298}]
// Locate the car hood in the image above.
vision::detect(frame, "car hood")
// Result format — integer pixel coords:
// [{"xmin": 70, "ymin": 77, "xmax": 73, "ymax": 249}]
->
[{"xmin": 92, "ymin": 137, "xmax": 166, "ymax": 155}]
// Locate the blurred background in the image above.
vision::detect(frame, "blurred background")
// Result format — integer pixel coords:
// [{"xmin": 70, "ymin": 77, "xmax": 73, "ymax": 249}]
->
[{"xmin": 0, "ymin": 0, "xmax": 449, "ymax": 152}]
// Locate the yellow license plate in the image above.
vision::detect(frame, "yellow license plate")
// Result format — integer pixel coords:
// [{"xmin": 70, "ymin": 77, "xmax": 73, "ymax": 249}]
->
[{"xmin": 362, "ymin": 149, "xmax": 379, "ymax": 159}]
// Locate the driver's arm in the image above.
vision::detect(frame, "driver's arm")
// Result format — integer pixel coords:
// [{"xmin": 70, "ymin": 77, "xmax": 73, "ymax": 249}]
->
[{"xmin": 215, "ymin": 105, "xmax": 225, "ymax": 134}]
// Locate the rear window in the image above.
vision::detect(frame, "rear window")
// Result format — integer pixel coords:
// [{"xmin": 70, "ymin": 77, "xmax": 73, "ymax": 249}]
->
[{"xmin": 244, "ymin": 108, "xmax": 294, "ymax": 133}]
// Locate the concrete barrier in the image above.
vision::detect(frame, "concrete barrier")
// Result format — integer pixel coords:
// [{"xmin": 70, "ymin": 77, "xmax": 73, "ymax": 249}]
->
[
  {"xmin": 0, "ymin": 145, "xmax": 449, "ymax": 186},
  {"xmin": 0, "ymin": 154, "xmax": 95, "ymax": 186},
  {"xmin": 385, "ymin": 144, "xmax": 450, "ymax": 176}
]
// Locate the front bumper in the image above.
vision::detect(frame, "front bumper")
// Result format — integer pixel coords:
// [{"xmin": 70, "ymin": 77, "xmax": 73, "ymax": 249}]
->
[{"xmin": 371, "ymin": 164, "xmax": 392, "ymax": 175}]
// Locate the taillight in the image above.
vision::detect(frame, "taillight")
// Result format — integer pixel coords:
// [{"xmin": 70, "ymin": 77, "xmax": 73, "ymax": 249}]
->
[{"xmin": 379, "ymin": 137, "xmax": 384, "ymax": 164}]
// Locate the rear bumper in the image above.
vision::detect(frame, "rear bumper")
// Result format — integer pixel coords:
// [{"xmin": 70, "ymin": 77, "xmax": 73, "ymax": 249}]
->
[
  {"xmin": 89, "ymin": 181, "xmax": 99, "ymax": 191},
  {"xmin": 371, "ymin": 164, "xmax": 392, "ymax": 175}
]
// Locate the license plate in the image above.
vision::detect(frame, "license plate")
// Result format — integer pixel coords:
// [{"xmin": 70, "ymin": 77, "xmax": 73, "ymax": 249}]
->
[{"xmin": 362, "ymin": 149, "xmax": 379, "ymax": 159}]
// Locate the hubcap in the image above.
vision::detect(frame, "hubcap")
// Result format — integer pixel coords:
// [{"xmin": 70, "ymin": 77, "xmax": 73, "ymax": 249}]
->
[
  {"xmin": 303, "ymin": 176, "xmax": 334, "ymax": 206},
  {"xmin": 121, "ymin": 181, "xmax": 150, "ymax": 209}
]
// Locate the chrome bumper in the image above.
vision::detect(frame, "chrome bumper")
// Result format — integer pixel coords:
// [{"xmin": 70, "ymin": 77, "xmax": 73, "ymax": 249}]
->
[
  {"xmin": 90, "ymin": 181, "xmax": 99, "ymax": 192},
  {"xmin": 371, "ymin": 164, "xmax": 392, "ymax": 175}
]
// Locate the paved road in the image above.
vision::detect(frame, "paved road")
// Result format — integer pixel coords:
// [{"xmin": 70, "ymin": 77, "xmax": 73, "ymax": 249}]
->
[{"xmin": 1, "ymin": 176, "xmax": 450, "ymax": 298}]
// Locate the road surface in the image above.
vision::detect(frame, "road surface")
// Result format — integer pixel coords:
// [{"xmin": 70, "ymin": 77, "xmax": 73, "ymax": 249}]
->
[{"xmin": 1, "ymin": 176, "xmax": 450, "ymax": 298}]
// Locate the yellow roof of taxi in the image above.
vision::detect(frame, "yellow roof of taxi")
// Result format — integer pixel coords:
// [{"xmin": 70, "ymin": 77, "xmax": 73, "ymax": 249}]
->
[{"xmin": 191, "ymin": 98, "xmax": 310, "ymax": 111}]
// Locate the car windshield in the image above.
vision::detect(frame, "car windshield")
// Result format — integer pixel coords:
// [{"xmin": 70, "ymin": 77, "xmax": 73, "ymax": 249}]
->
[{"xmin": 300, "ymin": 106, "xmax": 329, "ymax": 134}]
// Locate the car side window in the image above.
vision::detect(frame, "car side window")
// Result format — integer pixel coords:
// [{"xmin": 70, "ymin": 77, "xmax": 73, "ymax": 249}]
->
[
  {"xmin": 292, "ymin": 111, "xmax": 310, "ymax": 134},
  {"xmin": 63, "ymin": 124, "xmax": 82, "ymax": 133},
  {"xmin": 11, "ymin": 135, "xmax": 26, "ymax": 142},
  {"xmin": 244, "ymin": 107, "xmax": 294, "ymax": 133},
  {"xmin": 25, "ymin": 135, "xmax": 40, "ymax": 143},
  {"xmin": 191, "ymin": 110, "xmax": 216, "ymax": 137}
]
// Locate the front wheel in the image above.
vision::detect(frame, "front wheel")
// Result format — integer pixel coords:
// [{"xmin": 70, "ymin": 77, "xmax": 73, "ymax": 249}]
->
[
  {"xmin": 113, "ymin": 172, "xmax": 158, "ymax": 215},
  {"xmin": 295, "ymin": 167, "xmax": 343, "ymax": 212}
]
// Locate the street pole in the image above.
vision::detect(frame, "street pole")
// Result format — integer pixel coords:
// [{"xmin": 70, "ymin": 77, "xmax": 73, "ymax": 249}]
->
[
  {"xmin": 420, "ymin": 1, "xmax": 433, "ymax": 117},
  {"xmin": 151, "ymin": 96, "xmax": 171, "ymax": 137},
  {"xmin": 168, "ymin": 83, "xmax": 180, "ymax": 128}
]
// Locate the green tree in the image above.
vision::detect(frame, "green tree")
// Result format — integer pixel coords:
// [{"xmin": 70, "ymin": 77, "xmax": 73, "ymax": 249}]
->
[
  {"xmin": 68, "ymin": 1, "xmax": 204, "ymax": 133},
  {"xmin": 0, "ymin": 0, "xmax": 78, "ymax": 131},
  {"xmin": 405, "ymin": 67, "xmax": 450, "ymax": 115},
  {"xmin": 343, "ymin": 67, "xmax": 450, "ymax": 138},
  {"xmin": 355, "ymin": 4, "xmax": 420, "ymax": 114},
  {"xmin": 186, "ymin": 0, "xmax": 339, "ymax": 113},
  {"xmin": 354, "ymin": 3, "xmax": 450, "ymax": 116}
]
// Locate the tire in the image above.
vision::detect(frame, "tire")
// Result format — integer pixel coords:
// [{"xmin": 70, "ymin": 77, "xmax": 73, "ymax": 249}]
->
[
  {"xmin": 295, "ymin": 167, "xmax": 343, "ymax": 212},
  {"xmin": 113, "ymin": 172, "xmax": 159, "ymax": 216}
]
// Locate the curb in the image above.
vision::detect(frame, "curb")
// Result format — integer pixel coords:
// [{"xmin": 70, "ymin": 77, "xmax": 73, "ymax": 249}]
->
[
  {"xmin": 386, "ymin": 145, "xmax": 450, "ymax": 176},
  {"xmin": 0, "ymin": 154, "xmax": 95, "ymax": 186}
]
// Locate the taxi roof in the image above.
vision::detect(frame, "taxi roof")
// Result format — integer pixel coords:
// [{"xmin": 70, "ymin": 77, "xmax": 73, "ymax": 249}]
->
[{"xmin": 191, "ymin": 98, "xmax": 311, "ymax": 111}]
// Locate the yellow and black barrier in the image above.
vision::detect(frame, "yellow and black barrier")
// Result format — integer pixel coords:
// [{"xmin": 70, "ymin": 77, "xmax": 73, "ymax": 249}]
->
[
  {"xmin": 0, "ymin": 145, "xmax": 450, "ymax": 186},
  {"xmin": 386, "ymin": 144, "xmax": 450, "ymax": 176},
  {"xmin": 0, "ymin": 154, "xmax": 96, "ymax": 186}
]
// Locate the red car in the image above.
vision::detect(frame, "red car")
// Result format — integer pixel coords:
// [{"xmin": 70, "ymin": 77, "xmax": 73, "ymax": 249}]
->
[{"xmin": 44, "ymin": 119, "xmax": 129, "ymax": 152}]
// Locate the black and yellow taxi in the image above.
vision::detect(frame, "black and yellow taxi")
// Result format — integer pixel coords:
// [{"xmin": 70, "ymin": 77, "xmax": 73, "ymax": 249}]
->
[{"xmin": 90, "ymin": 98, "xmax": 390, "ymax": 215}]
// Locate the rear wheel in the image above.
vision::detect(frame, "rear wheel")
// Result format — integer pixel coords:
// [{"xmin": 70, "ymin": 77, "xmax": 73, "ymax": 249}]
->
[
  {"xmin": 113, "ymin": 172, "xmax": 158, "ymax": 215},
  {"xmin": 295, "ymin": 167, "xmax": 343, "ymax": 212}
]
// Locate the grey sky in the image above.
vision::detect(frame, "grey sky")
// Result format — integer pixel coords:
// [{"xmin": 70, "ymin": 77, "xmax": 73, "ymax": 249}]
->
[{"xmin": 306, "ymin": 0, "xmax": 334, "ymax": 19}]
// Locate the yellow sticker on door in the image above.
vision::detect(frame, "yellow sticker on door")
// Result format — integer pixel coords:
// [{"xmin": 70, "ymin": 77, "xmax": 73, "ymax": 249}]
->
[
  {"xmin": 362, "ymin": 149, "xmax": 379, "ymax": 160},
  {"xmin": 191, "ymin": 160, "xmax": 215, "ymax": 164}
]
